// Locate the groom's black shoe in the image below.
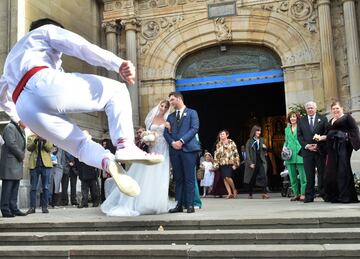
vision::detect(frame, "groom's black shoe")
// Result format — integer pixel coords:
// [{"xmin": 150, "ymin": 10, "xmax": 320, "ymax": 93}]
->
[
  {"xmin": 169, "ymin": 205, "xmax": 183, "ymax": 213},
  {"xmin": 187, "ymin": 206, "xmax": 195, "ymax": 213}
]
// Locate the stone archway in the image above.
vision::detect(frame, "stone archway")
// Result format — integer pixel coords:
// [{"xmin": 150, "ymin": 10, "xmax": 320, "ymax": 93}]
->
[{"xmin": 138, "ymin": 9, "xmax": 321, "ymax": 122}]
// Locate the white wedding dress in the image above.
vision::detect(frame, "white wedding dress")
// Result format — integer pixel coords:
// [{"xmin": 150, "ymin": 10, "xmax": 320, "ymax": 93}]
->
[{"xmin": 101, "ymin": 124, "xmax": 172, "ymax": 216}]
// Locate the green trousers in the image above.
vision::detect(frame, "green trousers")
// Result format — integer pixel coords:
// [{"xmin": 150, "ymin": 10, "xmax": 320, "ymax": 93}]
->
[{"xmin": 287, "ymin": 163, "xmax": 307, "ymax": 196}]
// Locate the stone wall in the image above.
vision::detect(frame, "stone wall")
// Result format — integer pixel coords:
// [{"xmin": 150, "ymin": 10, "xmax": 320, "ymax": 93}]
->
[
  {"xmin": 24, "ymin": 0, "xmax": 107, "ymax": 140},
  {"xmin": 332, "ymin": 0, "xmax": 350, "ymax": 111}
]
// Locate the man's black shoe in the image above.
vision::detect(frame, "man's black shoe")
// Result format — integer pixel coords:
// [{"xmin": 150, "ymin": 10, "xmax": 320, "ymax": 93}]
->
[
  {"xmin": 42, "ymin": 207, "xmax": 49, "ymax": 213},
  {"xmin": 169, "ymin": 205, "xmax": 183, "ymax": 213},
  {"xmin": 71, "ymin": 201, "xmax": 79, "ymax": 206},
  {"xmin": 1, "ymin": 211, "xmax": 15, "ymax": 218},
  {"xmin": 77, "ymin": 204, "xmax": 88, "ymax": 209},
  {"xmin": 187, "ymin": 206, "xmax": 195, "ymax": 213},
  {"xmin": 12, "ymin": 210, "xmax": 26, "ymax": 216},
  {"xmin": 26, "ymin": 207, "xmax": 36, "ymax": 214},
  {"xmin": 303, "ymin": 198, "xmax": 314, "ymax": 203}
]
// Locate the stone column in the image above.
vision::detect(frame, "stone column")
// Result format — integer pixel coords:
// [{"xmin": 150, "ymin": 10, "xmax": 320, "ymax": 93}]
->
[
  {"xmin": 317, "ymin": 0, "xmax": 338, "ymax": 109},
  {"xmin": 342, "ymin": 0, "xmax": 360, "ymax": 120},
  {"xmin": 122, "ymin": 19, "xmax": 140, "ymax": 126},
  {"xmin": 102, "ymin": 21, "xmax": 120, "ymax": 80}
]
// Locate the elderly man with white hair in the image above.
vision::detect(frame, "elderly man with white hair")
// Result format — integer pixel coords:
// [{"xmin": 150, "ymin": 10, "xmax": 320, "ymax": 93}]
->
[{"xmin": 297, "ymin": 101, "xmax": 328, "ymax": 203}]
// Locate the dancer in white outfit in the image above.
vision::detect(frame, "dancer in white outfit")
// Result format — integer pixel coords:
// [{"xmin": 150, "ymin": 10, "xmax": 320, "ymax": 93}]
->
[
  {"xmin": 0, "ymin": 18, "xmax": 163, "ymax": 197},
  {"xmin": 102, "ymin": 100, "xmax": 173, "ymax": 216}
]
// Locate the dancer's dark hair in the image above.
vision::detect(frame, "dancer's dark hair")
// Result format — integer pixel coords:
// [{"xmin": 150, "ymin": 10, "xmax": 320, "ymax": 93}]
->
[{"xmin": 29, "ymin": 18, "xmax": 64, "ymax": 31}]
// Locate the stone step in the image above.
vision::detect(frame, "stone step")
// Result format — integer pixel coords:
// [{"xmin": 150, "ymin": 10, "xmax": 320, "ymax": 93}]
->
[
  {"xmin": 0, "ymin": 244, "xmax": 359, "ymax": 258},
  {"xmin": 1, "ymin": 217, "xmax": 360, "ymax": 232},
  {"xmin": 0, "ymin": 228, "xmax": 359, "ymax": 246}
]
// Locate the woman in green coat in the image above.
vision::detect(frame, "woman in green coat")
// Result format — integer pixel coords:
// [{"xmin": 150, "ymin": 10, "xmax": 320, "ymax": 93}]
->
[{"xmin": 283, "ymin": 112, "xmax": 307, "ymax": 201}]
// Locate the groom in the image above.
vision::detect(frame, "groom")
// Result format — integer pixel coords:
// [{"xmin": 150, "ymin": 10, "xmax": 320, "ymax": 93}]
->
[{"xmin": 164, "ymin": 92, "xmax": 201, "ymax": 213}]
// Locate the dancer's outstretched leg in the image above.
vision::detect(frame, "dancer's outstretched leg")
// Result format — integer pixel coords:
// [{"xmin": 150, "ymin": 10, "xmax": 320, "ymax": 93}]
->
[
  {"xmin": 102, "ymin": 158, "xmax": 140, "ymax": 196},
  {"xmin": 15, "ymin": 70, "xmax": 153, "ymax": 196}
]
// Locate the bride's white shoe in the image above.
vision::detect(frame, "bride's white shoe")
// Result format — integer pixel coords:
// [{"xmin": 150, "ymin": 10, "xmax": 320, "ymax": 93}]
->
[
  {"xmin": 105, "ymin": 159, "xmax": 140, "ymax": 197},
  {"xmin": 115, "ymin": 145, "xmax": 164, "ymax": 165}
]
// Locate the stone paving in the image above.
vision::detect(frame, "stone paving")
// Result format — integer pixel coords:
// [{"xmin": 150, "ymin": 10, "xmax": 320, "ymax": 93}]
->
[{"xmin": 1, "ymin": 193, "xmax": 359, "ymax": 225}]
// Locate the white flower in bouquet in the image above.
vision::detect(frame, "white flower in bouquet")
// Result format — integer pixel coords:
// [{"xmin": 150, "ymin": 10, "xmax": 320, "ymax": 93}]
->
[
  {"xmin": 313, "ymin": 134, "xmax": 321, "ymax": 141},
  {"xmin": 141, "ymin": 130, "xmax": 157, "ymax": 145}
]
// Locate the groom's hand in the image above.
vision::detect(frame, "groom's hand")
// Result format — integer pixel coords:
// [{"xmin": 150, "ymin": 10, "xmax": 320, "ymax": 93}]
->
[{"xmin": 171, "ymin": 140, "xmax": 183, "ymax": 150}]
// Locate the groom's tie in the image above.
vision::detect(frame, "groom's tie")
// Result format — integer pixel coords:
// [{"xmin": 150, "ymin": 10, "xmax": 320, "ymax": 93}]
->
[{"xmin": 176, "ymin": 110, "xmax": 180, "ymax": 127}]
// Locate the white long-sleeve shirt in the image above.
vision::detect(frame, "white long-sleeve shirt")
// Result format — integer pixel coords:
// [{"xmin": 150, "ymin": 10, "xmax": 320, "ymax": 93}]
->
[{"xmin": 0, "ymin": 24, "xmax": 125, "ymax": 122}]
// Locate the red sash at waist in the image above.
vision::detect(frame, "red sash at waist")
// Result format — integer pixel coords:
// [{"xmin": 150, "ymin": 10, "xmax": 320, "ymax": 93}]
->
[{"xmin": 12, "ymin": 66, "xmax": 48, "ymax": 103}]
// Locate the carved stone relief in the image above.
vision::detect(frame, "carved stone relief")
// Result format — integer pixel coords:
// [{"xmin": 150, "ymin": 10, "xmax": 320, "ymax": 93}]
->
[
  {"xmin": 139, "ymin": 16, "xmax": 184, "ymax": 54},
  {"xmin": 138, "ymin": 0, "xmax": 205, "ymax": 10},
  {"xmin": 105, "ymin": 0, "xmax": 134, "ymax": 11},
  {"xmin": 141, "ymin": 21, "xmax": 160, "ymax": 40},
  {"xmin": 283, "ymin": 44, "xmax": 320, "ymax": 66},
  {"xmin": 214, "ymin": 17, "xmax": 232, "ymax": 41}
]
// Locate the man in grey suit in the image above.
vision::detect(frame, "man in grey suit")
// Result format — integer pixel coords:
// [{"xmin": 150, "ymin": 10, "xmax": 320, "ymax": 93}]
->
[{"xmin": 0, "ymin": 120, "xmax": 27, "ymax": 217}]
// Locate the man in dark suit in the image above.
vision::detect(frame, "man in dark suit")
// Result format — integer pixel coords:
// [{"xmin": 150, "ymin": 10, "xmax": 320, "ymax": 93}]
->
[
  {"xmin": 164, "ymin": 92, "xmax": 201, "ymax": 213},
  {"xmin": 0, "ymin": 120, "xmax": 27, "ymax": 217},
  {"xmin": 297, "ymin": 101, "xmax": 328, "ymax": 203}
]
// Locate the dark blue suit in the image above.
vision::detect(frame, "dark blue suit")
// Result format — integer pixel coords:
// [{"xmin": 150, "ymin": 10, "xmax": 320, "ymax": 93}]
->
[{"xmin": 164, "ymin": 107, "xmax": 201, "ymax": 207}]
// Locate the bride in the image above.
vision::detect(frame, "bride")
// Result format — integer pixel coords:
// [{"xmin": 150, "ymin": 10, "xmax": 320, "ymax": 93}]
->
[{"xmin": 101, "ymin": 100, "xmax": 172, "ymax": 216}]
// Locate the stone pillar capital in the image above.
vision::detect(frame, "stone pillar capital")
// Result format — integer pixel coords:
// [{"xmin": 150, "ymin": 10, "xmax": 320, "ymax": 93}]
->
[
  {"xmin": 101, "ymin": 21, "xmax": 121, "ymax": 34},
  {"xmin": 120, "ymin": 18, "xmax": 140, "ymax": 31},
  {"xmin": 341, "ymin": 0, "xmax": 355, "ymax": 4},
  {"xmin": 317, "ymin": 0, "xmax": 331, "ymax": 6},
  {"xmin": 101, "ymin": 20, "xmax": 121, "ymax": 34}
]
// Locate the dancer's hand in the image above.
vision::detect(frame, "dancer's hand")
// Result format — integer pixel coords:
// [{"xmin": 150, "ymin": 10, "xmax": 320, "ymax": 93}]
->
[{"xmin": 119, "ymin": 60, "xmax": 136, "ymax": 85}]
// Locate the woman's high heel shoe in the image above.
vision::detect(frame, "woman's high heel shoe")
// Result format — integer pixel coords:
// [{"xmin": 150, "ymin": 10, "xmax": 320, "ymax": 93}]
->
[
  {"xmin": 261, "ymin": 193, "xmax": 270, "ymax": 199},
  {"xmin": 232, "ymin": 190, "xmax": 238, "ymax": 199},
  {"xmin": 290, "ymin": 196, "xmax": 300, "ymax": 202}
]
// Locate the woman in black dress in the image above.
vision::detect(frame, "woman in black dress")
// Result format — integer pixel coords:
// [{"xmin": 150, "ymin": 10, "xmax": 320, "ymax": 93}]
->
[
  {"xmin": 322, "ymin": 101, "xmax": 360, "ymax": 203},
  {"xmin": 244, "ymin": 125, "xmax": 269, "ymax": 199}
]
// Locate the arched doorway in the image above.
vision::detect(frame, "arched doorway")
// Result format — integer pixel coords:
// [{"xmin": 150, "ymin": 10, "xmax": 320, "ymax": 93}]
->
[{"xmin": 175, "ymin": 44, "xmax": 286, "ymax": 190}]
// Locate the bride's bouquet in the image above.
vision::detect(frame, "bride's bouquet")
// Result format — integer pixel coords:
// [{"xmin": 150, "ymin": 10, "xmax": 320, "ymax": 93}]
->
[{"xmin": 141, "ymin": 130, "xmax": 158, "ymax": 145}]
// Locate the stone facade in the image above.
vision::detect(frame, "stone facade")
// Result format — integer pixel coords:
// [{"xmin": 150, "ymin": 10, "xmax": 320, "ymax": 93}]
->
[
  {"xmin": 100, "ymin": 0, "xmax": 360, "ymax": 169},
  {"xmin": 1, "ymin": 0, "xmax": 360, "ymax": 175}
]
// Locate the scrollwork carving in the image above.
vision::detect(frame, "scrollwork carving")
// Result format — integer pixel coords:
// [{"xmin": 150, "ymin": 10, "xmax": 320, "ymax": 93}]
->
[
  {"xmin": 289, "ymin": 0, "xmax": 313, "ymax": 21},
  {"xmin": 279, "ymin": 2, "xmax": 289, "ymax": 12},
  {"xmin": 114, "ymin": 1, "xmax": 122, "ymax": 9},
  {"xmin": 139, "ymin": 15, "xmax": 184, "ymax": 54},
  {"xmin": 260, "ymin": 0, "xmax": 316, "ymax": 33}
]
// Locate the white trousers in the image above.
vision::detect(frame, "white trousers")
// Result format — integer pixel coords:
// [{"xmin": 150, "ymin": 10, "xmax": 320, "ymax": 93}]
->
[{"xmin": 16, "ymin": 69, "xmax": 134, "ymax": 169}]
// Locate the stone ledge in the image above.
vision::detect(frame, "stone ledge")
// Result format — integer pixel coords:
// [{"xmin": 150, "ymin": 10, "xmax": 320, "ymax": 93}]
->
[{"xmin": 0, "ymin": 244, "xmax": 359, "ymax": 258}]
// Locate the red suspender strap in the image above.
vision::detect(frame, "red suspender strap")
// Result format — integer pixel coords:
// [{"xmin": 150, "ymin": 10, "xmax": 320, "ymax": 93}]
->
[{"xmin": 12, "ymin": 66, "xmax": 48, "ymax": 103}]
